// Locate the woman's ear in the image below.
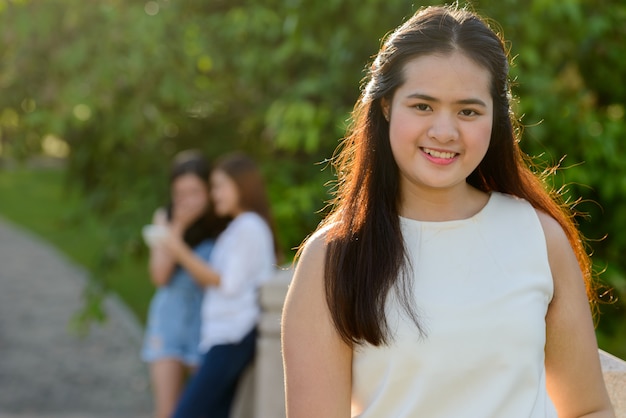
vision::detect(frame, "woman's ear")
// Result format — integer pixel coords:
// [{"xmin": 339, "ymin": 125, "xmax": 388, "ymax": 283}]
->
[{"xmin": 381, "ymin": 99, "xmax": 390, "ymax": 122}]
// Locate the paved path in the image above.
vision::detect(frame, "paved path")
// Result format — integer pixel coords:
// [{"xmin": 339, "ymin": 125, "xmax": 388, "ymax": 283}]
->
[{"xmin": 0, "ymin": 217, "xmax": 152, "ymax": 417}]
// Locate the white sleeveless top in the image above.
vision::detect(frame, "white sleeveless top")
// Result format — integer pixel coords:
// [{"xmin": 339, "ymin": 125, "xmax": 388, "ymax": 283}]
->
[{"xmin": 351, "ymin": 192, "xmax": 557, "ymax": 417}]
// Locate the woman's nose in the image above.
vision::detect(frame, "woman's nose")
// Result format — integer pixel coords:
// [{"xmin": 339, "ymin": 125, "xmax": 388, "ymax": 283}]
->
[{"xmin": 427, "ymin": 112, "xmax": 459, "ymax": 143}]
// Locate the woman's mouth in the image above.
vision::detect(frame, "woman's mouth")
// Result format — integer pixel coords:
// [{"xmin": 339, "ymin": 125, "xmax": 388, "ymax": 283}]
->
[{"xmin": 422, "ymin": 147, "xmax": 458, "ymax": 160}]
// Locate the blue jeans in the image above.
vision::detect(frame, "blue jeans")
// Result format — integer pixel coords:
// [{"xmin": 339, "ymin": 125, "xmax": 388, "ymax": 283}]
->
[{"xmin": 172, "ymin": 328, "xmax": 257, "ymax": 418}]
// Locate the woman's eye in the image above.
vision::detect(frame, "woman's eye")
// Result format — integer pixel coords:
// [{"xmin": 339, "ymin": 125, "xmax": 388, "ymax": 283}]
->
[
  {"xmin": 414, "ymin": 103, "xmax": 430, "ymax": 111},
  {"xmin": 460, "ymin": 109, "xmax": 478, "ymax": 116}
]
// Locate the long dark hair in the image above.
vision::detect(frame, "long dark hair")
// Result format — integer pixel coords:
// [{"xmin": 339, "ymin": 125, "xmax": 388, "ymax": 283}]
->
[
  {"xmin": 167, "ymin": 149, "xmax": 227, "ymax": 247},
  {"xmin": 214, "ymin": 152, "xmax": 281, "ymax": 260},
  {"xmin": 314, "ymin": 5, "xmax": 597, "ymax": 346}
]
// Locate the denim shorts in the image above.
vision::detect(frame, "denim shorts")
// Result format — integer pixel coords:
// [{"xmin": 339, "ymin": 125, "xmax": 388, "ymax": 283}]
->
[
  {"xmin": 141, "ymin": 239, "xmax": 213, "ymax": 366},
  {"xmin": 141, "ymin": 271, "xmax": 204, "ymax": 366}
]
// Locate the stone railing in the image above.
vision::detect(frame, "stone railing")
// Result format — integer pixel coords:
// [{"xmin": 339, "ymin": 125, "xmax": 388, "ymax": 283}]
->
[
  {"xmin": 232, "ymin": 269, "xmax": 626, "ymax": 418},
  {"xmin": 601, "ymin": 350, "xmax": 626, "ymax": 415},
  {"xmin": 231, "ymin": 268, "xmax": 291, "ymax": 418}
]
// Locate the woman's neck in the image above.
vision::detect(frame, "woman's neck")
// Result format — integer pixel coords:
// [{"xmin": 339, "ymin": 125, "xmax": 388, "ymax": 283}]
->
[{"xmin": 398, "ymin": 184, "xmax": 490, "ymax": 222}]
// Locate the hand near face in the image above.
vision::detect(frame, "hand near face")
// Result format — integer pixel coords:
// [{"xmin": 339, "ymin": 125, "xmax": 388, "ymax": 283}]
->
[
  {"xmin": 170, "ymin": 200, "xmax": 204, "ymax": 231},
  {"xmin": 160, "ymin": 227, "xmax": 187, "ymax": 259},
  {"xmin": 169, "ymin": 173, "xmax": 211, "ymax": 231}
]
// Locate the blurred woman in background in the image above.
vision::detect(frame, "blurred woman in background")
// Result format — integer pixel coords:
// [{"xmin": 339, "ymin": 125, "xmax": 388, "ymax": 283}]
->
[
  {"xmin": 169, "ymin": 152, "xmax": 279, "ymax": 418},
  {"xmin": 141, "ymin": 150, "xmax": 227, "ymax": 418}
]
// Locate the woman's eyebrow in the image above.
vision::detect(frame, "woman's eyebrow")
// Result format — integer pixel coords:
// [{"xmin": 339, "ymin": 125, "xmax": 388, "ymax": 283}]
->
[{"xmin": 406, "ymin": 92, "xmax": 488, "ymax": 107}]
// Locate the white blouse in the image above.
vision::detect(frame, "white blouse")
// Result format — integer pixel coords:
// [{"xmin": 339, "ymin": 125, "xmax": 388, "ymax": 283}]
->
[
  {"xmin": 199, "ymin": 211, "xmax": 276, "ymax": 352},
  {"xmin": 352, "ymin": 192, "xmax": 557, "ymax": 417}
]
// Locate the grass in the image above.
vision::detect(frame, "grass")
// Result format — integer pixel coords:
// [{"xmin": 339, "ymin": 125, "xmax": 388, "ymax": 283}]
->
[{"xmin": 0, "ymin": 164, "xmax": 153, "ymax": 325}]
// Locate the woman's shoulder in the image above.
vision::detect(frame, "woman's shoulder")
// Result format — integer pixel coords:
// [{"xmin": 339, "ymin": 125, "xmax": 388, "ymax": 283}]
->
[
  {"xmin": 296, "ymin": 223, "xmax": 336, "ymax": 269},
  {"xmin": 533, "ymin": 209, "xmax": 570, "ymax": 252},
  {"xmin": 488, "ymin": 192, "xmax": 544, "ymax": 222},
  {"xmin": 224, "ymin": 212, "xmax": 273, "ymax": 244},
  {"xmin": 287, "ymin": 227, "xmax": 331, "ymax": 316},
  {"xmin": 233, "ymin": 211, "xmax": 268, "ymax": 229},
  {"xmin": 492, "ymin": 192, "xmax": 568, "ymax": 244},
  {"xmin": 530, "ymin": 208, "xmax": 575, "ymax": 292}
]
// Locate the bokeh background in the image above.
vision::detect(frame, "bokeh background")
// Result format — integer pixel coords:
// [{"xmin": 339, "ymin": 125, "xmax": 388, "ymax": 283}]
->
[{"xmin": 0, "ymin": 0, "xmax": 624, "ymax": 358}]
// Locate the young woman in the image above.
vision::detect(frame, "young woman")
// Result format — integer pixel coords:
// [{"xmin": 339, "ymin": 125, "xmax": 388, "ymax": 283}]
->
[
  {"xmin": 282, "ymin": 5, "xmax": 614, "ymax": 418},
  {"xmin": 168, "ymin": 152, "xmax": 279, "ymax": 418},
  {"xmin": 141, "ymin": 150, "xmax": 226, "ymax": 418}
]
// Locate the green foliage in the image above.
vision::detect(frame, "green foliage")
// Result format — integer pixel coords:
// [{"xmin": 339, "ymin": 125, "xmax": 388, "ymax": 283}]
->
[{"xmin": 1, "ymin": 0, "xmax": 625, "ymax": 356}]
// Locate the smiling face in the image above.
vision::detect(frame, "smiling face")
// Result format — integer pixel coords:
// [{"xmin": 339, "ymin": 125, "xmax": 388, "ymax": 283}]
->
[
  {"xmin": 384, "ymin": 52, "xmax": 493, "ymax": 203},
  {"xmin": 210, "ymin": 169, "xmax": 241, "ymax": 218}
]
